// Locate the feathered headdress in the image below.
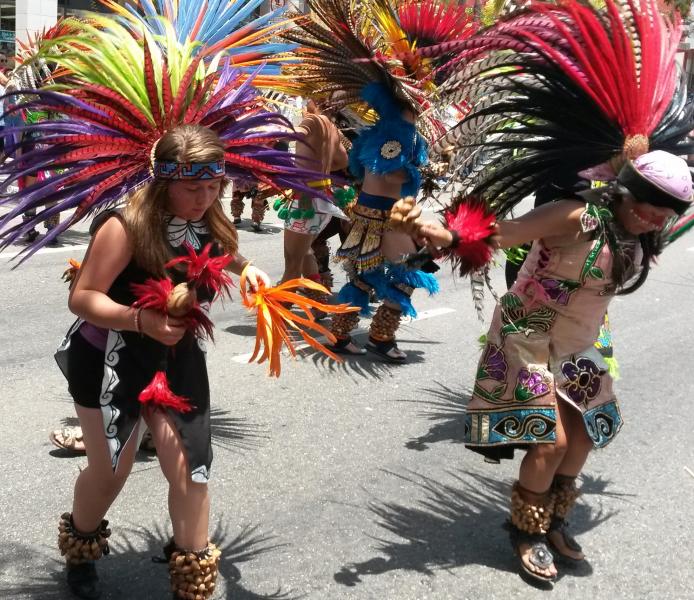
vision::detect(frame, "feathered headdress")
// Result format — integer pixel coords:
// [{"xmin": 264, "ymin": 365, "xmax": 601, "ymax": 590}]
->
[
  {"xmin": 435, "ymin": 0, "xmax": 694, "ymax": 217},
  {"xmin": 100, "ymin": 0, "xmax": 298, "ymax": 71},
  {"xmin": 0, "ymin": 15, "xmax": 318, "ymax": 259},
  {"xmin": 276, "ymin": 0, "xmax": 479, "ymax": 136}
]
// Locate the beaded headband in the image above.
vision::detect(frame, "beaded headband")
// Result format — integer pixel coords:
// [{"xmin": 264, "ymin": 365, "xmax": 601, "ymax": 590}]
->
[{"xmin": 153, "ymin": 160, "xmax": 225, "ymax": 180}]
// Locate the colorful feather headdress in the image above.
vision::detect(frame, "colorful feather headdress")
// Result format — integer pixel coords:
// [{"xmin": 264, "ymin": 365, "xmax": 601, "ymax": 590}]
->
[
  {"xmin": 276, "ymin": 0, "xmax": 480, "ymax": 135},
  {"xmin": 434, "ymin": 0, "xmax": 694, "ymax": 217},
  {"xmin": 100, "ymin": 0, "xmax": 298, "ymax": 72},
  {"xmin": 0, "ymin": 15, "xmax": 317, "ymax": 259}
]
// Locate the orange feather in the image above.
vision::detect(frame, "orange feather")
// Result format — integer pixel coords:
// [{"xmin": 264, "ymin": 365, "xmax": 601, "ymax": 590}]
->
[{"xmin": 240, "ymin": 269, "xmax": 358, "ymax": 377}]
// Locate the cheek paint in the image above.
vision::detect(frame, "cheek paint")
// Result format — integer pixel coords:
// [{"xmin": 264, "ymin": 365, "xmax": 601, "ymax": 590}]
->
[{"xmin": 632, "ymin": 205, "xmax": 666, "ymax": 228}]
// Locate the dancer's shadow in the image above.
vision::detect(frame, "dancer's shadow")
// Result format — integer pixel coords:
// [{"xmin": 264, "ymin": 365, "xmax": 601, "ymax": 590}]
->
[
  {"xmin": 334, "ymin": 469, "xmax": 620, "ymax": 588},
  {"xmin": 42, "ymin": 230, "xmax": 92, "ymax": 247},
  {"xmin": 0, "ymin": 517, "xmax": 296, "ymax": 599},
  {"xmin": 402, "ymin": 381, "xmax": 471, "ymax": 451}
]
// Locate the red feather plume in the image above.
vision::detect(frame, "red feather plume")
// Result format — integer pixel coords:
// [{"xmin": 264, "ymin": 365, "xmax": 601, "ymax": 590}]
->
[
  {"xmin": 139, "ymin": 371, "xmax": 193, "ymax": 413},
  {"xmin": 165, "ymin": 242, "xmax": 234, "ymax": 298},
  {"xmin": 442, "ymin": 198, "xmax": 497, "ymax": 276}
]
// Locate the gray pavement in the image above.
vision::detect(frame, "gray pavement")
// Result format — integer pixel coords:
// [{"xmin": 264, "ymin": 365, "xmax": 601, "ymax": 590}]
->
[{"xmin": 0, "ymin": 205, "xmax": 693, "ymax": 600}]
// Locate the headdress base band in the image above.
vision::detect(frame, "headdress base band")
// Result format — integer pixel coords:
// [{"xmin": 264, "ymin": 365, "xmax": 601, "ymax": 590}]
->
[
  {"xmin": 617, "ymin": 161, "xmax": 691, "ymax": 215},
  {"xmin": 153, "ymin": 160, "xmax": 225, "ymax": 180}
]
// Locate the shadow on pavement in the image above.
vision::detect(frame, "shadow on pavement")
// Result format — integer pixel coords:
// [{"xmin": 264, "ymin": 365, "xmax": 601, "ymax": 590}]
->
[
  {"xmin": 333, "ymin": 470, "xmax": 620, "ymax": 588},
  {"xmin": 210, "ymin": 407, "xmax": 269, "ymax": 453},
  {"xmin": 224, "ymin": 323, "xmax": 260, "ymax": 337},
  {"xmin": 402, "ymin": 380, "xmax": 471, "ymax": 451},
  {"xmin": 309, "ymin": 334, "xmax": 428, "ymax": 380},
  {"xmin": 235, "ymin": 220, "xmax": 282, "ymax": 235},
  {"xmin": 0, "ymin": 518, "xmax": 296, "ymax": 599}
]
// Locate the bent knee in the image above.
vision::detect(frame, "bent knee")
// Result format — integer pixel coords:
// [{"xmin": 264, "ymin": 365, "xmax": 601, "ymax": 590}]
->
[
  {"xmin": 533, "ymin": 438, "xmax": 569, "ymax": 462},
  {"xmin": 169, "ymin": 477, "xmax": 209, "ymax": 498}
]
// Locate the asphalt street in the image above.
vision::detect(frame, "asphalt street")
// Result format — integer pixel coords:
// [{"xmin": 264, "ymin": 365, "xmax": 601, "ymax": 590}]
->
[{"xmin": 0, "ymin": 202, "xmax": 693, "ymax": 600}]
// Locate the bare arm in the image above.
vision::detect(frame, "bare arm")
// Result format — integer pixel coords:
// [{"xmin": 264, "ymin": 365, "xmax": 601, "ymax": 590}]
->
[
  {"xmin": 68, "ymin": 215, "xmax": 138, "ymax": 330},
  {"xmin": 494, "ymin": 200, "xmax": 589, "ymax": 248},
  {"xmin": 227, "ymin": 253, "xmax": 250, "ymax": 276},
  {"xmin": 226, "ymin": 253, "xmax": 271, "ymax": 288},
  {"xmin": 69, "ymin": 215, "xmax": 185, "ymax": 345},
  {"xmin": 418, "ymin": 200, "xmax": 589, "ymax": 250}
]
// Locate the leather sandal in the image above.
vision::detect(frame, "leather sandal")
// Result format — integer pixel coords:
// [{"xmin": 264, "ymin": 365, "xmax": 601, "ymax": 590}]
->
[
  {"xmin": 366, "ymin": 338, "xmax": 406, "ymax": 363},
  {"xmin": 50, "ymin": 427, "xmax": 85, "ymax": 454},
  {"xmin": 327, "ymin": 336, "xmax": 366, "ymax": 355},
  {"xmin": 507, "ymin": 522, "xmax": 557, "ymax": 584}
]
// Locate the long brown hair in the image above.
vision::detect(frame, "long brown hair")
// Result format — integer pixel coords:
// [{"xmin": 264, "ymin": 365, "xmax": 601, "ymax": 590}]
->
[{"xmin": 123, "ymin": 125, "xmax": 238, "ymax": 276}]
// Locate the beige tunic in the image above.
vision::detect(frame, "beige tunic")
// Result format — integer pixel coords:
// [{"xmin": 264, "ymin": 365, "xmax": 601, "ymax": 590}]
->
[{"xmin": 465, "ymin": 203, "xmax": 626, "ymax": 456}]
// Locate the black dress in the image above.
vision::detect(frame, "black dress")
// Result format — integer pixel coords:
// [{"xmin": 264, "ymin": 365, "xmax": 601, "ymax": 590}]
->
[{"xmin": 56, "ymin": 213, "xmax": 221, "ymax": 483}]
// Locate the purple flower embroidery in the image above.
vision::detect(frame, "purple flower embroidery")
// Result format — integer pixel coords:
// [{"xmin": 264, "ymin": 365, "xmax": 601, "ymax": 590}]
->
[
  {"xmin": 477, "ymin": 344, "xmax": 507, "ymax": 382},
  {"xmin": 514, "ymin": 367, "xmax": 551, "ymax": 402},
  {"xmin": 540, "ymin": 278, "xmax": 579, "ymax": 306},
  {"xmin": 540, "ymin": 279, "xmax": 570, "ymax": 305},
  {"xmin": 561, "ymin": 356, "xmax": 606, "ymax": 407}
]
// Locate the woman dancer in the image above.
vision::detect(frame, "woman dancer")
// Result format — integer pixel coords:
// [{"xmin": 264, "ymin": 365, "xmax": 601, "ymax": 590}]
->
[{"xmin": 401, "ymin": 0, "xmax": 694, "ymax": 583}]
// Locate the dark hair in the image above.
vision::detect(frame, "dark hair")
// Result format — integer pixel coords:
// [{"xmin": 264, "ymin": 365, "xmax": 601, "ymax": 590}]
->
[{"xmin": 602, "ymin": 186, "xmax": 664, "ymax": 296}]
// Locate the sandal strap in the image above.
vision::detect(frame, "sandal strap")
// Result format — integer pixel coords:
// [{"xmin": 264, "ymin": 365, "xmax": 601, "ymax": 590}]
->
[
  {"xmin": 550, "ymin": 517, "xmax": 583, "ymax": 553},
  {"xmin": 367, "ymin": 337, "xmax": 405, "ymax": 359},
  {"xmin": 53, "ymin": 426, "xmax": 83, "ymax": 450}
]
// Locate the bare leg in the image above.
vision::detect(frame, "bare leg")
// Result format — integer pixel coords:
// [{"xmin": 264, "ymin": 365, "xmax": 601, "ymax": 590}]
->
[
  {"xmin": 231, "ymin": 192, "xmax": 245, "ymax": 223},
  {"xmin": 144, "ymin": 408, "xmax": 209, "ymax": 551},
  {"xmin": 519, "ymin": 396, "xmax": 570, "ymax": 493},
  {"xmin": 380, "ymin": 229, "xmax": 416, "ymax": 263},
  {"xmin": 282, "ymin": 229, "xmax": 316, "ymax": 283},
  {"xmin": 513, "ymin": 396, "xmax": 571, "ymax": 580},
  {"xmin": 72, "ymin": 404, "xmax": 139, "ymax": 532},
  {"xmin": 546, "ymin": 404, "xmax": 593, "ymax": 561},
  {"xmin": 368, "ymin": 230, "xmax": 418, "ymax": 359},
  {"xmin": 380, "ymin": 230, "xmax": 416, "ymax": 320},
  {"xmin": 302, "ymin": 252, "xmax": 320, "ymax": 279}
]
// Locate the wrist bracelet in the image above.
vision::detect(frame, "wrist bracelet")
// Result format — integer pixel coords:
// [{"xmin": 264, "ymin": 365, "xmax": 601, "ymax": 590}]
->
[
  {"xmin": 448, "ymin": 229, "xmax": 461, "ymax": 249},
  {"xmin": 134, "ymin": 307, "xmax": 143, "ymax": 335}
]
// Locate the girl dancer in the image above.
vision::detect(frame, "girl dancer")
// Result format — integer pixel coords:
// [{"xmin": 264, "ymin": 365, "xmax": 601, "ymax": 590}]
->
[{"xmin": 0, "ymin": 14, "xmax": 321, "ymax": 598}]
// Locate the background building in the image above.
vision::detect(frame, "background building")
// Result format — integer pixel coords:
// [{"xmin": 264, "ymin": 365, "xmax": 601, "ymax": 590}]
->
[{"xmin": 1, "ymin": 1, "xmax": 123, "ymax": 68}]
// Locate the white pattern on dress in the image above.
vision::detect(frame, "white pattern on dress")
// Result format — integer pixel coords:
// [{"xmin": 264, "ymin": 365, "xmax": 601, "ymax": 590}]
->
[
  {"xmin": 166, "ymin": 215, "xmax": 209, "ymax": 250},
  {"xmin": 100, "ymin": 330, "xmax": 126, "ymax": 469},
  {"xmin": 191, "ymin": 465, "xmax": 210, "ymax": 484},
  {"xmin": 197, "ymin": 301, "xmax": 211, "ymax": 353}
]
